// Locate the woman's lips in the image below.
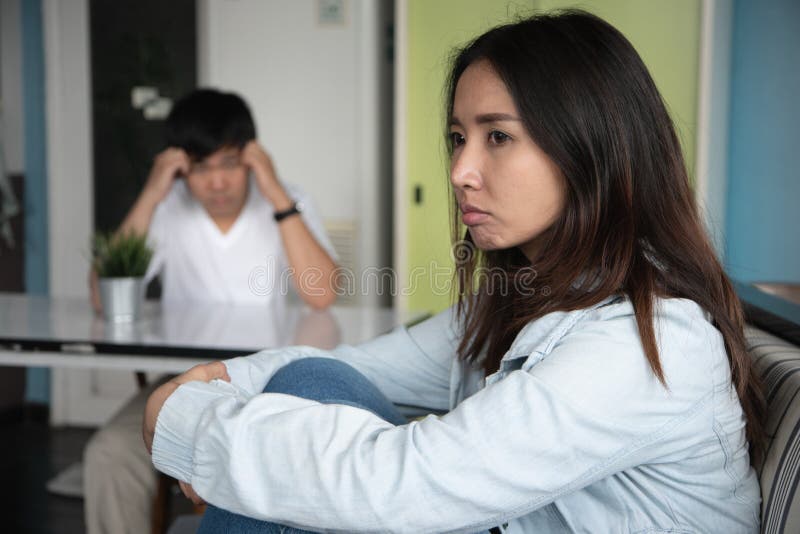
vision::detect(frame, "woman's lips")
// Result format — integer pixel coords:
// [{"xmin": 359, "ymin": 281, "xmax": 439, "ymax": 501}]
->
[{"xmin": 461, "ymin": 208, "xmax": 489, "ymax": 226}]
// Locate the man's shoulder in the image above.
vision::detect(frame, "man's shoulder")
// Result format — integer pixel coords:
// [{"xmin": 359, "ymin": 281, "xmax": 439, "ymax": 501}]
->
[
  {"xmin": 150, "ymin": 181, "xmax": 201, "ymax": 238},
  {"xmin": 159, "ymin": 180, "xmax": 195, "ymax": 214}
]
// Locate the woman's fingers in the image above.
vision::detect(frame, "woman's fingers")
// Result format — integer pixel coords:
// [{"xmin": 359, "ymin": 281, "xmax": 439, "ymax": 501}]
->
[
  {"xmin": 179, "ymin": 480, "xmax": 205, "ymax": 505},
  {"xmin": 205, "ymin": 361, "xmax": 232, "ymax": 382},
  {"xmin": 173, "ymin": 361, "xmax": 231, "ymax": 386}
]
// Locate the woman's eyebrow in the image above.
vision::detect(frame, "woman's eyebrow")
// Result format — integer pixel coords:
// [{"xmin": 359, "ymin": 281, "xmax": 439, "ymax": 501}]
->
[
  {"xmin": 476, "ymin": 112, "xmax": 521, "ymax": 124},
  {"xmin": 449, "ymin": 113, "xmax": 521, "ymax": 127}
]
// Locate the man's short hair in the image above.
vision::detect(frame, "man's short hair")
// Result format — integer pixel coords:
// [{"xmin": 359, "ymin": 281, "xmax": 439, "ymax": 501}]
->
[{"xmin": 165, "ymin": 88, "xmax": 257, "ymax": 161}]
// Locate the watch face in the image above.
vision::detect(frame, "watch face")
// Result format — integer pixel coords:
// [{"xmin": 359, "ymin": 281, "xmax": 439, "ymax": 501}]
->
[{"xmin": 295, "ymin": 201, "xmax": 304, "ymax": 213}]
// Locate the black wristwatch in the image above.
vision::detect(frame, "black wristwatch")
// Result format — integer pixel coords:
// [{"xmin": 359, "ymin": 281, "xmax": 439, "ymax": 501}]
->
[{"xmin": 273, "ymin": 201, "xmax": 302, "ymax": 222}]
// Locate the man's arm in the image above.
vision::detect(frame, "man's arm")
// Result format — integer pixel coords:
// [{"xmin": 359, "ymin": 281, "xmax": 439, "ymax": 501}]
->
[
  {"xmin": 118, "ymin": 148, "xmax": 189, "ymax": 235},
  {"xmin": 242, "ymin": 141, "xmax": 339, "ymax": 310},
  {"xmin": 89, "ymin": 148, "xmax": 189, "ymax": 310}
]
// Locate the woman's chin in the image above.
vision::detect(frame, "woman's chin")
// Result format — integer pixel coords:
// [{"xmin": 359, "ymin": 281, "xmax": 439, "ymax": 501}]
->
[{"xmin": 470, "ymin": 235, "xmax": 502, "ymax": 252}]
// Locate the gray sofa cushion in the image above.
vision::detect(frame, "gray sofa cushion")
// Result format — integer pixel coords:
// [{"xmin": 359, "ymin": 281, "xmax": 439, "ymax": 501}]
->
[{"xmin": 747, "ymin": 326, "xmax": 800, "ymax": 534}]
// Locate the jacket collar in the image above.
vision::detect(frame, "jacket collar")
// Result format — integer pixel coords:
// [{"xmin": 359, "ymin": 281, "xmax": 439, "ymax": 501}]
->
[{"xmin": 502, "ymin": 295, "xmax": 623, "ymax": 363}]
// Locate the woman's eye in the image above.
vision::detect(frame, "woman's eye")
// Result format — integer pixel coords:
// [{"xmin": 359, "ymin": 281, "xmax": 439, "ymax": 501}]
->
[
  {"xmin": 449, "ymin": 132, "xmax": 465, "ymax": 148},
  {"xmin": 488, "ymin": 130, "xmax": 510, "ymax": 145}
]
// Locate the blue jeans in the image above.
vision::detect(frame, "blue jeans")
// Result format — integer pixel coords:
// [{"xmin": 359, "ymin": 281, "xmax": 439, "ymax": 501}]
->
[{"xmin": 197, "ymin": 357, "xmax": 407, "ymax": 534}]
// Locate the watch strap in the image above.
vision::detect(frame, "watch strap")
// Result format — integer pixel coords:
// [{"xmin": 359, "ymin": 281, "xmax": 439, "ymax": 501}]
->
[{"xmin": 273, "ymin": 202, "xmax": 301, "ymax": 222}]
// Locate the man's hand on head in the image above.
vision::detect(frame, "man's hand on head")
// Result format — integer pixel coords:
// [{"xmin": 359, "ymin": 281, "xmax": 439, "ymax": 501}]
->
[
  {"xmin": 144, "ymin": 148, "xmax": 191, "ymax": 204},
  {"xmin": 116, "ymin": 147, "xmax": 189, "ymax": 238},
  {"xmin": 242, "ymin": 141, "xmax": 293, "ymax": 211},
  {"xmin": 142, "ymin": 361, "xmax": 231, "ymax": 455}
]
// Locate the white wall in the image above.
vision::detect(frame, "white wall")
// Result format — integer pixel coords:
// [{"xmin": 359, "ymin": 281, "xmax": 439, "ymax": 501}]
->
[
  {"xmin": 199, "ymin": 0, "xmax": 359, "ymax": 219},
  {"xmin": 44, "ymin": 0, "xmax": 92, "ymax": 300},
  {"xmin": 198, "ymin": 0, "xmax": 392, "ymax": 302},
  {"xmin": 1, "ymin": 0, "xmax": 25, "ymax": 173},
  {"xmin": 43, "ymin": 0, "xmax": 112, "ymax": 426}
]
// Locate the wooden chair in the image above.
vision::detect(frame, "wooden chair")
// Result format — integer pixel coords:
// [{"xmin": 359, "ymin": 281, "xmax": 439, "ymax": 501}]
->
[
  {"xmin": 151, "ymin": 472, "xmax": 205, "ymax": 534},
  {"xmin": 136, "ymin": 371, "xmax": 205, "ymax": 534}
]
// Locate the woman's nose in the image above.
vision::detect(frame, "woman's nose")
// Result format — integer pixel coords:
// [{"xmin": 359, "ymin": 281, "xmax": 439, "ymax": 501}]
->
[{"xmin": 450, "ymin": 147, "xmax": 483, "ymax": 191}]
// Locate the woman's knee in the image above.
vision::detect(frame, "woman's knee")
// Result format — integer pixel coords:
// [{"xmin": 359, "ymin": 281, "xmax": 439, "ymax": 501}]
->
[
  {"xmin": 264, "ymin": 357, "xmax": 362, "ymax": 395},
  {"xmin": 263, "ymin": 357, "xmax": 406, "ymax": 425}
]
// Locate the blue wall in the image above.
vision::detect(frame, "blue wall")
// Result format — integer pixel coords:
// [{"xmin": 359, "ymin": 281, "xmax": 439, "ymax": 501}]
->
[
  {"xmin": 21, "ymin": 0, "xmax": 50, "ymax": 402},
  {"xmin": 725, "ymin": 0, "xmax": 800, "ymax": 282}
]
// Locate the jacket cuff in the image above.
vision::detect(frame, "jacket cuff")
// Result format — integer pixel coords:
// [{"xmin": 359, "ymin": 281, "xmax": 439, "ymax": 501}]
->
[{"xmin": 151, "ymin": 379, "xmax": 244, "ymax": 482}]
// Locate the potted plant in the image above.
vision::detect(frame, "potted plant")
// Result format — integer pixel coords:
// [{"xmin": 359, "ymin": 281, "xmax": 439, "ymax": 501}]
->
[{"xmin": 92, "ymin": 231, "xmax": 153, "ymax": 322}]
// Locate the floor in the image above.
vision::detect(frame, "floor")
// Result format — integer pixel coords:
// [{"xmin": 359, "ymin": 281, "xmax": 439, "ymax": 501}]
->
[
  {"xmin": 0, "ymin": 416, "xmax": 196, "ymax": 534},
  {"xmin": 0, "ymin": 420, "xmax": 92, "ymax": 534}
]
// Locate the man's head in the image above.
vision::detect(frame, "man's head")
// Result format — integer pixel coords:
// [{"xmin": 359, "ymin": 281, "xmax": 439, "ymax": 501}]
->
[{"xmin": 165, "ymin": 89, "xmax": 256, "ymax": 221}]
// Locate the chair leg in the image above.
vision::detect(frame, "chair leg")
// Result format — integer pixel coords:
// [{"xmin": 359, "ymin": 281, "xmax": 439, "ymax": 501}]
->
[
  {"xmin": 136, "ymin": 371, "xmax": 148, "ymax": 390},
  {"xmin": 151, "ymin": 473, "xmax": 172, "ymax": 534}
]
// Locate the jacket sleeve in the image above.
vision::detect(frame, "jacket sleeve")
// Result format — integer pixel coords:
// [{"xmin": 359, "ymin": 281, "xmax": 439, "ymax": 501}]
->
[
  {"xmin": 151, "ymin": 305, "xmax": 717, "ymax": 534},
  {"xmin": 221, "ymin": 305, "xmax": 459, "ymax": 410},
  {"xmin": 151, "ymin": 306, "xmax": 458, "ymax": 486}
]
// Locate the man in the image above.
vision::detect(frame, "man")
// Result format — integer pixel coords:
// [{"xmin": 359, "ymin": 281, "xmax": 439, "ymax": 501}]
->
[{"xmin": 85, "ymin": 88, "xmax": 339, "ymax": 534}]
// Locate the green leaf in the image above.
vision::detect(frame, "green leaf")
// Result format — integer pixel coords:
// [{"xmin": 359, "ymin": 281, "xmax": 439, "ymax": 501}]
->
[{"xmin": 92, "ymin": 231, "xmax": 154, "ymax": 278}]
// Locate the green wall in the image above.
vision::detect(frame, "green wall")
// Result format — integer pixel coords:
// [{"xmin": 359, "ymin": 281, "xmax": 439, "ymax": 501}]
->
[
  {"xmin": 404, "ymin": 0, "xmax": 701, "ymax": 314},
  {"xmin": 537, "ymin": 0, "xmax": 701, "ymax": 175}
]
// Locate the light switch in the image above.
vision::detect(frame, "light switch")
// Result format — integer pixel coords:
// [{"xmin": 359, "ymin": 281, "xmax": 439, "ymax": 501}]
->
[{"xmin": 318, "ymin": 0, "xmax": 346, "ymax": 26}]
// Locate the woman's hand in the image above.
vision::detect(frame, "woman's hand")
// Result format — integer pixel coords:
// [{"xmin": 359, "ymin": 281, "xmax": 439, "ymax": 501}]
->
[
  {"xmin": 179, "ymin": 480, "xmax": 206, "ymax": 506},
  {"xmin": 172, "ymin": 360, "xmax": 232, "ymax": 386},
  {"xmin": 142, "ymin": 361, "xmax": 231, "ymax": 455}
]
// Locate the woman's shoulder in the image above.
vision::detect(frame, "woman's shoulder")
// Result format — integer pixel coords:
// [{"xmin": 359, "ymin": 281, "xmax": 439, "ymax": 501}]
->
[
  {"xmin": 492, "ymin": 296, "xmax": 725, "ymax": 440},
  {"xmin": 590, "ymin": 296, "xmax": 722, "ymax": 361},
  {"xmin": 566, "ymin": 295, "xmax": 716, "ymax": 344},
  {"xmin": 553, "ymin": 295, "xmax": 725, "ymax": 374},
  {"xmin": 511, "ymin": 296, "xmax": 727, "ymax": 419},
  {"xmin": 576, "ymin": 294, "xmax": 709, "ymax": 323},
  {"xmin": 508, "ymin": 295, "xmax": 718, "ymax": 355}
]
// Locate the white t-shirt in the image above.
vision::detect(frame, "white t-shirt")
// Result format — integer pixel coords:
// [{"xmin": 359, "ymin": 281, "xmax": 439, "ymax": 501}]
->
[{"xmin": 144, "ymin": 178, "xmax": 336, "ymax": 304}]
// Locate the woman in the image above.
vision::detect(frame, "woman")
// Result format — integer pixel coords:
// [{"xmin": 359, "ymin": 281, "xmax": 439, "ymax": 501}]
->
[{"xmin": 145, "ymin": 11, "xmax": 763, "ymax": 533}]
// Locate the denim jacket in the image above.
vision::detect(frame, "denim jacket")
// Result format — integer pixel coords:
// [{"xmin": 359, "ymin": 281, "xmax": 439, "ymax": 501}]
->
[{"xmin": 152, "ymin": 296, "xmax": 760, "ymax": 533}]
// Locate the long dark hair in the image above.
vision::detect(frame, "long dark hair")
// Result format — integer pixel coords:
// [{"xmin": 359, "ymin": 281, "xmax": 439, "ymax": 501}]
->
[{"xmin": 447, "ymin": 11, "xmax": 764, "ymax": 461}]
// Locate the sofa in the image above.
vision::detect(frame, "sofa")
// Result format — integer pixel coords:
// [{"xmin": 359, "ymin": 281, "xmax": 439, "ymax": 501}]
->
[{"xmin": 748, "ymin": 325, "xmax": 800, "ymax": 533}]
